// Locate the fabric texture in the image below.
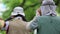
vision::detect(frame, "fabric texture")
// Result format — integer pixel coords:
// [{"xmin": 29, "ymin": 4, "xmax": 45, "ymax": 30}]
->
[
  {"xmin": 40, "ymin": 0, "xmax": 57, "ymax": 16},
  {"xmin": 7, "ymin": 18, "xmax": 30, "ymax": 34},
  {"xmin": 11, "ymin": 7, "xmax": 25, "ymax": 16},
  {"xmin": 40, "ymin": 5, "xmax": 57, "ymax": 16},
  {"xmin": 29, "ymin": 16, "xmax": 60, "ymax": 34},
  {"xmin": 42, "ymin": 0, "xmax": 55, "ymax": 5}
]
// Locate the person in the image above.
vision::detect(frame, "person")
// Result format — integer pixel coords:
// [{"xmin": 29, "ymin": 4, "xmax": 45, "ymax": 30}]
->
[
  {"xmin": 34, "ymin": 0, "xmax": 56, "ymax": 34},
  {"xmin": 0, "ymin": 7, "xmax": 31, "ymax": 34},
  {"xmin": 36, "ymin": 0, "xmax": 56, "ymax": 16},
  {"xmin": 26, "ymin": 0, "xmax": 60, "ymax": 34}
]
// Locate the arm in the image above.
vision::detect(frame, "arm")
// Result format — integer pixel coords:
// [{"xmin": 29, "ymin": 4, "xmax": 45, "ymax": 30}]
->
[
  {"xmin": 0, "ymin": 18, "xmax": 9, "ymax": 30},
  {"xmin": 0, "ymin": 20, "xmax": 5, "ymax": 29},
  {"xmin": 1, "ymin": 21, "xmax": 9, "ymax": 31},
  {"xmin": 26, "ymin": 16, "xmax": 40, "ymax": 31}
]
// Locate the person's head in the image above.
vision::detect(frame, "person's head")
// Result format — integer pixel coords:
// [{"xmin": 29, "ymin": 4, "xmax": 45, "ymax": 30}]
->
[
  {"xmin": 11, "ymin": 7, "xmax": 25, "ymax": 16},
  {"xmin": 10, "ymin": 7, "xmax": 26, "ymax": 21},
  {"xmin": 36, "ymin": 0, "xmax": 57, "ymax": 16}
]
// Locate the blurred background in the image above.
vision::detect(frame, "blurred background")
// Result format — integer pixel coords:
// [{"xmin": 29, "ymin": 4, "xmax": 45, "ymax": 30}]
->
[{"xmin": 0, "ymin": 0, "xmax": 60, "ymax": 34}]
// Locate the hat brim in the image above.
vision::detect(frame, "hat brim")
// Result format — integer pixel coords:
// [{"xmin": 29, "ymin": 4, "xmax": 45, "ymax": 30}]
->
[{"xmin": 11, "ymin": 13, "xmax": 25, "ymax": 16}]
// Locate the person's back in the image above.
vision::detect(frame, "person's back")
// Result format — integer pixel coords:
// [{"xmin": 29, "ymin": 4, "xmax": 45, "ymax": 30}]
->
[
  {"xmin": 8, "ymin": 18, "xmax": 30, "ymax": 34},
  {"xmin": 37, "ymin": 16, "xmax": 60, "ymax": 34},
  {"xmin": 26, "ymin": 0, "xmax": 58, "ymax": 34}
]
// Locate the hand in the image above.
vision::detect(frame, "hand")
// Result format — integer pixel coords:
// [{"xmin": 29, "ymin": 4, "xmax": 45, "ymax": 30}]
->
[{"xmin": 0, "ymin": 19, "xmax": 4, "ymax": 29}]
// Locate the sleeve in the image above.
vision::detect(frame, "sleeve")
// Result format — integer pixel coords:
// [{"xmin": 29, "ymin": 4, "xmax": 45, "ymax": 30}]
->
[{"xmin": 26, "ymin": 16, "xmax": 40, "ymax": 30}]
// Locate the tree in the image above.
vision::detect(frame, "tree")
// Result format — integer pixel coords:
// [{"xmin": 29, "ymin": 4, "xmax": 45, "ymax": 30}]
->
[
  {"xmin": 2, "ymin": 0, "xmax": 60, "ymax": 21},
  {"xmin": 2, "ymin": 0, "xmax": 41, "ymax": 21}
]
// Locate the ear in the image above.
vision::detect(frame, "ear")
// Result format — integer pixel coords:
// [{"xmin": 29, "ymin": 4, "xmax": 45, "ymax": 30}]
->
[{"xmin": 36, "ymin": 8, "xmax": 42, "ymax": 16}]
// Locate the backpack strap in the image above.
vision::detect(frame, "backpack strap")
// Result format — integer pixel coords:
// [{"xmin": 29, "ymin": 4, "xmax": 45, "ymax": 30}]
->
[
  {"xmin": 1, "ymin": 21, "xmax": 9, "ymax": 34},
  {"xmin": 5, "ymin": 21, "xmax": 9, "ymax": 34}
]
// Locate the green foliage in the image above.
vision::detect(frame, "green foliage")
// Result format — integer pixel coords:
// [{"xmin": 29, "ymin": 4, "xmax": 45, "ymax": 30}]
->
[
  {"xmin": 0, "ymin": 31, "xmax": 6, "ymax": 34},
  {"xmin": 2, "ymin": 0, "xmax": 40, "ymax": 21},
  {"xmin": 2, "ymin": 10, "xmax": 12, "ymax": 20},
  {"xmin": 3, "ymin": 0, "xmax": 23, "ymax": 7},
  {"xmin": 2, "ymin": 0, "xmax": 60, "ymax": 21},
  {"xmin": 1, "ymin": 0, "xmax": 60, "ymax": 34},
  {"xmin": 57, "ymin": 4, "xmax": 60, "ymax": 13},
  {"xmin": 25, "ymin": 7, "xmax": 35, "ymax": 21}
]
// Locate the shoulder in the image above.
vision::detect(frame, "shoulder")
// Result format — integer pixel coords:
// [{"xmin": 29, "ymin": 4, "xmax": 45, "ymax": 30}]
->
[{"xmin": 52, "ymin": 16, "xmax": 60, "ymax": 20}]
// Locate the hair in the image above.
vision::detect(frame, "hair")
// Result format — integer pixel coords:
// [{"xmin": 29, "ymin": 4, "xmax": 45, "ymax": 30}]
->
[
  {"xmin": 5, "ymin": 14, "xmax": 27, "ymax": 21},
  {"xmin": 38, "ymin": 9, "xmax": 42, "ymax": 16}
]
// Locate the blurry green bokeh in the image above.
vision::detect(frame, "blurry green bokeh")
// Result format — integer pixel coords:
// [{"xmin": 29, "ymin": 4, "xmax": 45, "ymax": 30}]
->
[{"xmin": 0, "ymin": 0, "xmax": 60, "ymax": 34}]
